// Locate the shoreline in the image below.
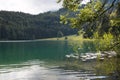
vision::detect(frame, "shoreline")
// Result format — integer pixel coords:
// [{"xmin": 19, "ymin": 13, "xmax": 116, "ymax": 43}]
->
[{"xmin": 0, "ymin": 35, "xmax": 95, "ymax": 42}]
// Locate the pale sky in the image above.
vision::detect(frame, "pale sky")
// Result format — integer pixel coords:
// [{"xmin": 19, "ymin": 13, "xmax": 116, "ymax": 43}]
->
[
  {"xmin": 0, "ymin": 0, "xmax": 90, "ymax": 15},
  {"xmin": 81, "ymin": 0, "xmax": 90, "ymax": 4}
]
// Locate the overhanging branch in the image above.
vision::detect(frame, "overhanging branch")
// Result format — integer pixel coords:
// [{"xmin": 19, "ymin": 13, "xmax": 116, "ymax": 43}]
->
[{"xmin": 99, "ymin": 0, "xmax": 117, "ymax": 17}]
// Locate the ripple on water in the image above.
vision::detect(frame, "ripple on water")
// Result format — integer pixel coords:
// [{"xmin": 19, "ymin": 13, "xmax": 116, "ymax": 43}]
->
[{"xmin": 0, "ymin": 60, "xmax": 107, "ymax": 80}]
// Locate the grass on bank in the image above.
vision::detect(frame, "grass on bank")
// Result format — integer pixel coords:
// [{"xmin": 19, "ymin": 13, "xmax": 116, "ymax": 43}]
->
[{"xmin": 41, "ymin": 35, "xmax": 94, "ymax": 41}]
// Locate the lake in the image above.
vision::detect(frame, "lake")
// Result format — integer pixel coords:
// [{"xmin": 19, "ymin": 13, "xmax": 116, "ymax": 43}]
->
[{"xmin": 0, "ymin": 40, "xmax": 108, "ymax": 80}]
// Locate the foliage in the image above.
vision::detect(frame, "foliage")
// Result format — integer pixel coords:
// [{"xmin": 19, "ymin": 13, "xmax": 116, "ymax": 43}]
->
[
  {"xmin": 59, "ymin": 0, "xmax": 120, "ymax": 38},
  {"xmin": 94, "ymin": 33, "xmax": 114, "ymax": 51},
  {"xmin": 0, "ymin": 9, "xmax": 77, "ymax": 40},
  {"xmin": 59, "ymin": 0, "xmax": 120, "ymax": 51},
  {"xmin": 59, "ymin": 0, "xmax": 120, "ymax": 77}
]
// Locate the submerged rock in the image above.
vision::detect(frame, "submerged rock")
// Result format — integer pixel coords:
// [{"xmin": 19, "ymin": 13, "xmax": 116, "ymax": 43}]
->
[{"xmin": 65, "ymin": 51, "xmax": 117, "ymax": 62}]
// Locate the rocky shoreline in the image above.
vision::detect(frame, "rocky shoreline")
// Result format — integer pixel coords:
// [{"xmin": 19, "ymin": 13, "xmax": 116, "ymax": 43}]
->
[{"xmin": 65, "ymin": 51, "xmax": 117, "ymax": 62}]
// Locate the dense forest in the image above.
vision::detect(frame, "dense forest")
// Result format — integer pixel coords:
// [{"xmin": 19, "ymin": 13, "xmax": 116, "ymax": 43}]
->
[{"xmin": 0, "ymin": 8, "xmax": 77, "ymax": 40}]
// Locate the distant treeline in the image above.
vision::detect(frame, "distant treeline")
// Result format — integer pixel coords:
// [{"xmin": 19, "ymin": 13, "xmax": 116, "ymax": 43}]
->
[{"xmin": 0, "ymin": 9, "xmax": 77, "ymax": 40}]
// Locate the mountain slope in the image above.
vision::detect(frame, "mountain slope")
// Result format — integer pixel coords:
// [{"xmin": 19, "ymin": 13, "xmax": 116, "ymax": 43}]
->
[{"xmin": 0, "ymin": 9, "xmax": 77, "ymax": 40}]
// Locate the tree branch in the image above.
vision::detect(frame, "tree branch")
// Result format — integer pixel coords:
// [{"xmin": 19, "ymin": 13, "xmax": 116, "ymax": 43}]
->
[{"xmin": 99, "ymin": 0, "xmax": 117, "ymax": 17}]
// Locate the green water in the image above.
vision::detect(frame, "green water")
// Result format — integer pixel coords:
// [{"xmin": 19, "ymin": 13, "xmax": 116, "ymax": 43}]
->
[
  {"xmin": 0, "ymin": 40, "xmax": 107, "ymax": 80},
  {"xmin": 0, "ymin": 40, "xmax": 70, "ymax": 64}
]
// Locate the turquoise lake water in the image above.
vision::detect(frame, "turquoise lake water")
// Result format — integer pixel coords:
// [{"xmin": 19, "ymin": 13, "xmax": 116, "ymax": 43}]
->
[{"xmin": 0, "ymin": 40, "xmax": 107, "ymax": 80}]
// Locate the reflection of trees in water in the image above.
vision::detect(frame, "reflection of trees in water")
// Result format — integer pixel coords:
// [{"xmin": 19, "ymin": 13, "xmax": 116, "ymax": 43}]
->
[
  {"xmin": 68, "ymin": 40, "xmax": 120, "ymax": 79},
  {"xmin": 95, "ymin": 57, "xmax": 120, "ymax": 80},
  {"xmin": 69, "ymin": 41, "xmax": 97, "ymax": 55}
]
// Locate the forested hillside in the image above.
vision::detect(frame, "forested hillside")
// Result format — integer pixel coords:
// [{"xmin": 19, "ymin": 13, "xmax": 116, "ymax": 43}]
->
[{"xmin": 0, "ymin": 8, "xmax": 77, "ymax": 40}]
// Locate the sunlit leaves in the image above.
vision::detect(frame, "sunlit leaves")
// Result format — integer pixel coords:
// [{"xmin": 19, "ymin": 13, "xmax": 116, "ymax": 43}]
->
[
  {"xmin": 110, "ymin": 18, "xmax": 120, "ymax": 26},
  {"xmin": 59, "ymin": 0, "xmax": 120, "ymax": 42},
  {"xmin": 60, "ymin": 15, "xmax": 68, "ymax": 24},
  {"xmin": 110, "ymin": 12, "xmax": 117, "ymax": 18},
  {"xmin": 59, "ymin": 0, "xmax": 104, "ymax": 32},
  {"xmin": 94, "ymin": 33, "xmax": 114, "ymax": 51},
  {"xmin": 103, "ymin": 33, "xmax": 114, "ymax": 42},
  {"xmin": 93, "ymin": 31, "xmax": 99, "ymax": 39},
  {"xmin": 94, "ymin": 0, "xmax": 102, "ymax": 11},
  {"xmin": 62, "ymin": 0, "xmax": 82, "ymax": 11},
  {"xmin": 78, "ymin": 8, "xmax": 96, "ymax": 22},
  {"xmin": 69, "ymin": 18, "xmax": 80, "ymax": 28}
]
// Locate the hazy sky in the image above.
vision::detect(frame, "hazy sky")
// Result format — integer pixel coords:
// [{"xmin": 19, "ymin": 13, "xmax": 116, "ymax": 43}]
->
[{"xmin": 0, "ymin": 0, "xmax": 90, "ymax": 15}]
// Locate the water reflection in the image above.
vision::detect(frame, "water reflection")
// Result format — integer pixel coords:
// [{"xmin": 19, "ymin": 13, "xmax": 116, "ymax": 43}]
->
[
  {"xmin": 0, "ymin": 60, "xmax": 107, "ymax": 80},
  {"xmin": 0, "ymin": 40, "xmax": 115, "ymax": 80},
  {"xmin": 0, "ymin": 41, "xmax": 69, "ymax": 64}
]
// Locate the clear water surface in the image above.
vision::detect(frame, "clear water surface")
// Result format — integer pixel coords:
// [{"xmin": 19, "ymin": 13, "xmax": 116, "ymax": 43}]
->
[{"xmin": 0, "ymin": 40, "xmax": 107, "ymax": 80}]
